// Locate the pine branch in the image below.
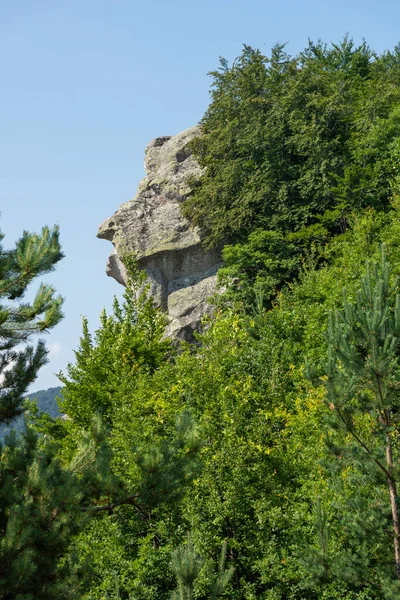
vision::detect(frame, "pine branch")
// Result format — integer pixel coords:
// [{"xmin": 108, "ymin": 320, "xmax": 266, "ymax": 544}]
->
[{"xmin": 335, "ymin": 405, "xmax": 394, "ymax": 482}]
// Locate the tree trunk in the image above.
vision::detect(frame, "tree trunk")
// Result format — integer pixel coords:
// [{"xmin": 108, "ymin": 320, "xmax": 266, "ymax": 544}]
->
[{"xmin": 386, "ymin": 434, "xmax": 400, "ymax": 579}]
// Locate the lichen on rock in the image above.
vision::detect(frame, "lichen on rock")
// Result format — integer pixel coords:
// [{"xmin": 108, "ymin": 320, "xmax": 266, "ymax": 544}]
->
[{"xmin": 97, "ymin": 126, "xmax": 222, "ymax": 340}]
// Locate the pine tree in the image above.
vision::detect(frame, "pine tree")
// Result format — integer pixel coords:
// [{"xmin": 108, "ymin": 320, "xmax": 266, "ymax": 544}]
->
[
  {"xmin": 0, "ymin": 223, "xmax": 85, "ymax": 598},
  {"xmin": 320, "ymin": 248, "xmax": 400, "ymax": 584},
  {"xmin": 170, "ymin": 535, "xmax": 203, "ymax": 600},
  {"xmin": 208, "ymin": 541, "xmax": 235, "ymax": 599},
  {"xmin": 0, "ymin": 415, "xmax": 114, "ymax": 599},
  {"xmin": 170, "ymin": 537, "xmax": 234, "ymax": 600},
  {"xmin": 0, "ymin": 225, "xmax": 64, "ymax": 422}
]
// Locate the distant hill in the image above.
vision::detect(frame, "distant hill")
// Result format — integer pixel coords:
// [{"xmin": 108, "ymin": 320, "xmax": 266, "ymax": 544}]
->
[
  {"xmin": 0, "ymin": 386, "xmax": 63, "ymax": 441},
  {"xmin": 27, "ymin": 386, "xmax": 63, "ymax": 418}
]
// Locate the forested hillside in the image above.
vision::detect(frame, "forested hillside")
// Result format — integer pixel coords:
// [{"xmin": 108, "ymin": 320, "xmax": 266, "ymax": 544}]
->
[
  {"xmin": 0, "ymin": 387, "xmax": 62, "ymax": 441},
  {"xmin": 28, "ymin": 386, "xmax": 63, "ymax": 417},
  {"xmin": 185, "ymin": 37, "xmax": 400, "ymax": 307},
  {"xmin": 3, "ymin": 38, "xmax": 400, "ymax": 599}
]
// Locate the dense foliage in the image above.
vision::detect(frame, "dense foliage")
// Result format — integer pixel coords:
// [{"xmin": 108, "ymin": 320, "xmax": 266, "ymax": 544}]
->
[
  {"xmin": 185, "ymin": 38, "xmax": 400, "ymax": 247},
  {"xmin": 5, "ymin": 37, "xmax": 400, "ymax": 599},
  {"xmin": 41, "ymin": 206, "xmax": 400, "ymax": 599},
  {"xmin": 183, "ymin": 38, "xmax": 400, "ymax": 307}
]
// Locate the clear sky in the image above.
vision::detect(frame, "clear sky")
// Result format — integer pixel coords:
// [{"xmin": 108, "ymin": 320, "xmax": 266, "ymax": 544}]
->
[{"xmin": 1, "ymin": 0, "xmax": 399, "ymax": 391}]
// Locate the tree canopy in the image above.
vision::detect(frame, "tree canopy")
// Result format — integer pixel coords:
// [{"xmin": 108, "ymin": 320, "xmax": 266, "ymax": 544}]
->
[{"xmin": 184, "ymin": 39, "xmax": 400, "ymax": 248}]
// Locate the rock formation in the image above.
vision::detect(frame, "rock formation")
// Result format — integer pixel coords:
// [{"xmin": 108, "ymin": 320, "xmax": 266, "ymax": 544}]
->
[{"xmin": 97, "ymin": 126, "xmax": 222, "ymax": 340}]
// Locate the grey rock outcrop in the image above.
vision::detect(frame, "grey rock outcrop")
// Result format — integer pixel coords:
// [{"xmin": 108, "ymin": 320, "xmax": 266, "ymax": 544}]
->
[{"xmin": 97, "ymin": 126, "xmax": 222, "ymax": 340}]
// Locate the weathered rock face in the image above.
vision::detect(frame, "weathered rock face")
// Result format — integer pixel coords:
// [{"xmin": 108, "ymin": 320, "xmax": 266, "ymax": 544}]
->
[{"xmin": 97, "ymin": 126, "xmax": 222, "ymax": 340}]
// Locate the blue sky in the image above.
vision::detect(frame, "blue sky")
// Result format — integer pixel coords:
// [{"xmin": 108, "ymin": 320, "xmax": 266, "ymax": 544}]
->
[{"xmin": 1, "ymin": 0, "xmax": 399, "ymax": 391}]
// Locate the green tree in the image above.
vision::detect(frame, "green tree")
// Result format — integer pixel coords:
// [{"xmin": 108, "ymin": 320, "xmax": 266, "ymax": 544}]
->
[
  {"xmin": 0, "ymin": 223, "xmax": 82, "ymax": 598},
  {"xmin": 170, "ymin": 536, "xmax": 233, "ymax": 600},
  {"xmin": 217, "ymin": 229, "xmax": 300, "ymax": 308},
  {"xmin": 0, "ymin": 226, "xmax": 140, "ymax": 598},
  {"xmin": 309, "ymin": 249, "xmax": 400, "ymax": 592},
  {"xmin": 183, "ymin": 38, "xmax": 400, "ymax": 310},
  {"xmin": 0, "ymin": 415, "xmax": 116, "ymax": 599},
  {"xmin": 170, "ymin": 535, "xmax": 203, "ymax": 600},
  {"xmin": 0, "ymin": 225, "xmax": 64, "ymax": 422},
  {"xmin": 50, "ymin": 269, "xmax": 203, "ymax": 599},
  {"xmin": 59, "ymin": 268, "xmax": 170, "ymax": 430}
]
